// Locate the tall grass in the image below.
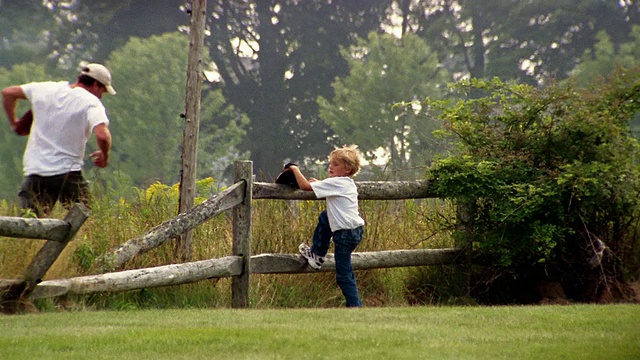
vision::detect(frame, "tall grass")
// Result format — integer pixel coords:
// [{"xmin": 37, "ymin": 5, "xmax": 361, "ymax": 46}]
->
[{"xmin": 0, "ymin": 178, "xmax": 456, "ymax": 310}]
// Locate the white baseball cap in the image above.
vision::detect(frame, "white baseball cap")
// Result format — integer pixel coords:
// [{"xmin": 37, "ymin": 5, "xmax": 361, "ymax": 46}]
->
[{"xmin": 81, "ymin": 63, "xmax": 116, "ymax": 95}]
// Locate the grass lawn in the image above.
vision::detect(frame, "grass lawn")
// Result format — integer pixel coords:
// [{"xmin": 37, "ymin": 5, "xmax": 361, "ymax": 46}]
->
[{"xmin": 1, "ymin": 304, "xmax": 639, "ymax": 359}]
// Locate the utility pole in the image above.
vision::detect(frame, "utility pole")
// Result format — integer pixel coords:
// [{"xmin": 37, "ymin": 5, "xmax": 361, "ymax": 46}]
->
[{"xmin": 177, "ymin": 0, "xmax": 207, "ymax": 261}]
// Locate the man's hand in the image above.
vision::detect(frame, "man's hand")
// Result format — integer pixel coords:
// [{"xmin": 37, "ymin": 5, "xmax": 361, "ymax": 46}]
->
[{"xmin": 90, "ymin": 150, "xmax": 109, "ymax": 168}]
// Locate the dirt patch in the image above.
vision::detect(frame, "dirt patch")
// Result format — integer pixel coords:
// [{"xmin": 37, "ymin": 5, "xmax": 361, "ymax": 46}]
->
[
  {"xmin": 534, "ymin": 279, "xmax": 640, "ymax": 304},
  {"xmin": 629, "ymin": 281, "xmax": 640, "ymax": 303}
]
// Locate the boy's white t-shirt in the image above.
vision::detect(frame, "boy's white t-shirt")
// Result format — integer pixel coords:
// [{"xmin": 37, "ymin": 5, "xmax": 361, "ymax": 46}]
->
[
  {"xmin": 310, "ymin": 176, "xmax": 365, "ymax": 232},
  {"xmin": 21, "ymin": 81, "xmax": 109, "ymax": 176}
]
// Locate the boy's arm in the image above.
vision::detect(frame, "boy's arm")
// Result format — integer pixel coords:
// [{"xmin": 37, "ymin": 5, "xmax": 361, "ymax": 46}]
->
[{"xmin": 288, "ymin": 165, "xmax": 313, "ymax": 191}]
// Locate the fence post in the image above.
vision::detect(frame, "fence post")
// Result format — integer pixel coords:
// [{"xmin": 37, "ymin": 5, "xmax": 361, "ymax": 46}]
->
[
  {"xmin": 23, "ymin": 203, "xmax": 91, "ymax": 296},
  {"xmin": 232, "ymin": 161, "xmax": 253, "ymax": 308}
]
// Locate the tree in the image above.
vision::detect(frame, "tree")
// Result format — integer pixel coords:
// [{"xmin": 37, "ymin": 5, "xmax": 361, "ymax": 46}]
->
[
  {"xmin": 570, "ymin": 26, "xmax": 640, "ymax": 137},
  {"xmin": 0, "ymin": 1, "xmax": 54, "ymax": 69},
  {"xmin": 103, "ymin": 32, "xmax": 248, "ymax": 187},
  {"xmin": 197, "ymin": 90, "xmax": 249, "ymax": 182},
  {"xmin": 406, "ymin": 1, "xmax": 640, "ymax": 84},
  {"xmin": 318, "ymin": 32, "xmax": 450, "ymax": 177},
  {"xmin": 425, "ymin": 73, "xmax": 640, "ymax": 303},
  {"xmin": 206, "ymin": 0, "xmax": 393, "ymax": 178},
  {"xmin": 571, "ymin": 26, "xmax": 640, "ymax": 85},
  {"xmin": 42, "ymin": 0, "xmax": 188, "ymax": 72}
]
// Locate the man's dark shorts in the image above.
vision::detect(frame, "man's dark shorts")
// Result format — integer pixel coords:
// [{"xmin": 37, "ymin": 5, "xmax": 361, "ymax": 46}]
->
[{"xmin": 19, "ymin": 171, "xmax": 89, "ymax": 217}]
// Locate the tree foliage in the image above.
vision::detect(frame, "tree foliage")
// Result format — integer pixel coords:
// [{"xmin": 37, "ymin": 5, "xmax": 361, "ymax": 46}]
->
[
  {"xmin": 3, "ymin": 0, "xmax": 640, "ymax": 196},
  {"xmin": 103, "ymin": 32, "xmax": 248, "ymax": 186},
  {"xmin": 40, "ymin": 0, "xmax": 187, "ymax": 71},
  {"xmin": 206, "ymin": 0, "xmax": 393, "ymax": 177},
  {"xmin": 425, "ymin": 72, "xmax": 640, "ymax": 302},
  {"xmin": 197, "ymin": 88, "xmax": 250, "ymax": 182},
  {"xmin": 318, "ymin": 32, "xmax": 449, "ymax": 175},
  {"xmin": 571, "ymin": 26, "xmax": 640, "ymax": 87},
  {"xmin": 0, "ymin": 1, "xmax": 54, "ymax": 69},
  {"xmin": 103, "ymin": 33, "xmax": 189, "ymax": 185},
  {"xmin": 409, "ymin": 0, "xmax": 640, "ymax": 84},
  {"xmin": 570, "ymin": 25, "xmax": 640, "ymax": 138}
]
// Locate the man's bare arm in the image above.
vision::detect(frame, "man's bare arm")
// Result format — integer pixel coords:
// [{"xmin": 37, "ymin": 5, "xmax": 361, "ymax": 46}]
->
[
  {"xmin": 2, "ymin": 86, "xmax": 27, "ymax": 130},
  {"xmin": 90, "ymin": 123, "xmax": 112, "ymax": 168}
]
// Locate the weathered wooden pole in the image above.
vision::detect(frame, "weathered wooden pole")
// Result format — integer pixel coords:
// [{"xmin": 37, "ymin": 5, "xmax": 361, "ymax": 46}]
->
[
  {"xmin": 0, "ymin": 217, "xmax": 70, "ymax": 242},
  {"xmin": 251, "ymin": 248, "xmax": 463, "ymax": 274},
  {"xmin": 177, "ymin": 0, "xmax": 207, "ymax": 261},
  {"xmin": 252, "ymin": 180, "xmax": 435, "ymax": 200},
  {"xmin": 96, "ymin": 181, "xmax": 245, "ymax": 271},
  {"xmin": 0, "ymin": 209, "xmax": 88, "ymax": 314},
  {"xmin": 30, "ymin": 256, "xmax": 243, "ymax": 299},
  {"xmin": 28, "ymin": 248, "xmax": 461, "ymax": 300},
  {"xmin": 232, "ymin": 161, "xmax": 253, "ymax": 308},
  {"xmin": 22, "ymin": 203, "xmax": 91, "ymax": 296}
]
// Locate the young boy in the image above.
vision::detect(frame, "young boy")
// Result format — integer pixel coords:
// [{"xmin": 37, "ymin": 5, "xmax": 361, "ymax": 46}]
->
[{"xmin": 287, "ymin": 145, "xmax": 365, "ymax": 307}]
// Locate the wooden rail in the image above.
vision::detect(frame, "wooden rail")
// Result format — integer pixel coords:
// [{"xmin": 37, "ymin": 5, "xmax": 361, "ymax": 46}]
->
[
  {"xmin": 29, "ymin": 248, "xmax": 462, "ymax": 300},
  {"xmin": 0, "ymin": 217, "xmax": 70, "ymax": 242},
  {"xmin": 253, "ymin": 180, "xmax": 435, "ymax": 200},
  {"xmin": 95, "ymin": 181, "xmax": 246, "ymax": 271},
  {"xmin": 0, "ymin": 203, "xmax": 90, "ymax": 313},
  {"xmin": 1, "ymin": 161, "xmax": 469, "ymax": 312}
]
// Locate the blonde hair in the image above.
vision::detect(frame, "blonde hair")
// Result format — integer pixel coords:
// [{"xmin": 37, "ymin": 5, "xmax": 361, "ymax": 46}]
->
[{"xmin": 330, "ymin": 144, "xmax": 362, "ymax": 177}]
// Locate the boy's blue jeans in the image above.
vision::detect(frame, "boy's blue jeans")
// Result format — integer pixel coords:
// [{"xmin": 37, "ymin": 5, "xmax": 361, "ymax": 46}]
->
[{"xmin": 311, "ymin": 210, "xmax": 363, "ymax": 307}]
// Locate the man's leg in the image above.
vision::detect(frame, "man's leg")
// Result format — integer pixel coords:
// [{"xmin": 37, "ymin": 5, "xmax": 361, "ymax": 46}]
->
[
  {"xmin": 18, "ymin": 175, "xmax": 54, "ymax": 218},
  {"xmin": 58, "ymin": 171, "xmax": 90, "ymax": 210}
]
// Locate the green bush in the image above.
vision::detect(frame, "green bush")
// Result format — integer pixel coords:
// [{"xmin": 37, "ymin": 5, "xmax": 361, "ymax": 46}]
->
[{"xmin": 425, "ymin": 70, "xmax": 640, "ymax": 302}]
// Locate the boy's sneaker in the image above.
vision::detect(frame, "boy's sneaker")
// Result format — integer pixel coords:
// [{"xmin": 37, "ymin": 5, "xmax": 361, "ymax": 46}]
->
[{"xmin": 299, "ymin": 243, "xmax": 325, "ymax": 270}]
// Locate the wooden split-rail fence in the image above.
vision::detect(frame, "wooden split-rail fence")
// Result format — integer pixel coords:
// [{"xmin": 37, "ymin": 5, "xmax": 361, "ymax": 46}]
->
[{"xmin": 0, "ymin": 161, "xmax": 469, "ymax": 312}]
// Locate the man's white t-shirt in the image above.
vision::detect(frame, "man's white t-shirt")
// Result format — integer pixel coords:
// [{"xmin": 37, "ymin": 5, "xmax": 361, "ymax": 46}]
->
[
  {"xmin": 310, "ymin": 176, "xmax": 365, "ymax": 232},
  {"xmin": 21, "ymin": 81, "xmax": 109, "ymax": 176}
]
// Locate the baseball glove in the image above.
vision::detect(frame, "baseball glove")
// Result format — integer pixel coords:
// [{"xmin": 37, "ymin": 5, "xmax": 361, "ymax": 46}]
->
[
  {"xmin": 275, "ymin": 162, "xmax": 299, "ymax": 188},
  {"xmin": 14, "ymin": 110, "xmax": 33, "ymax": 136}
]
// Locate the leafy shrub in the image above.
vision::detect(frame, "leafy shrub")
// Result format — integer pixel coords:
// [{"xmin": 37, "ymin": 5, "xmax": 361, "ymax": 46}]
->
[{"xmin": 424, "ymin": 70, "xmax": 640, "ymax": 302}]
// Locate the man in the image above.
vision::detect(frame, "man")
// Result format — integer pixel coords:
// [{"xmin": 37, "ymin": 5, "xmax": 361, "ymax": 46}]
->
[{"xmin": 2, "ymin": 63, "xmax": 115, "ymax": 217}]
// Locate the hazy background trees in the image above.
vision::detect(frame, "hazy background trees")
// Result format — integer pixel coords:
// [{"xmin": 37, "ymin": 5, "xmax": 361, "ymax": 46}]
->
[
  {"xmin": 99, "ymin": 32, "xmax": 247, "ymax": 186},
  {"xmin": 411, "ymin": 0, "xmax": 637, "ymax": 84},
  {"xmin": 2, "ymin": 0, "xmax": 640, "ymax": 303},
  {"xmin": 205, "ymin": 0, "xmax": 394, "ymax": 178},
  {"xmin": 1, "ymin": 0, "xmax": 639, "ymax": 191},
  {"xmin": 318, "ymin": 32, "xmax": 450, "ymax": 178}
]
